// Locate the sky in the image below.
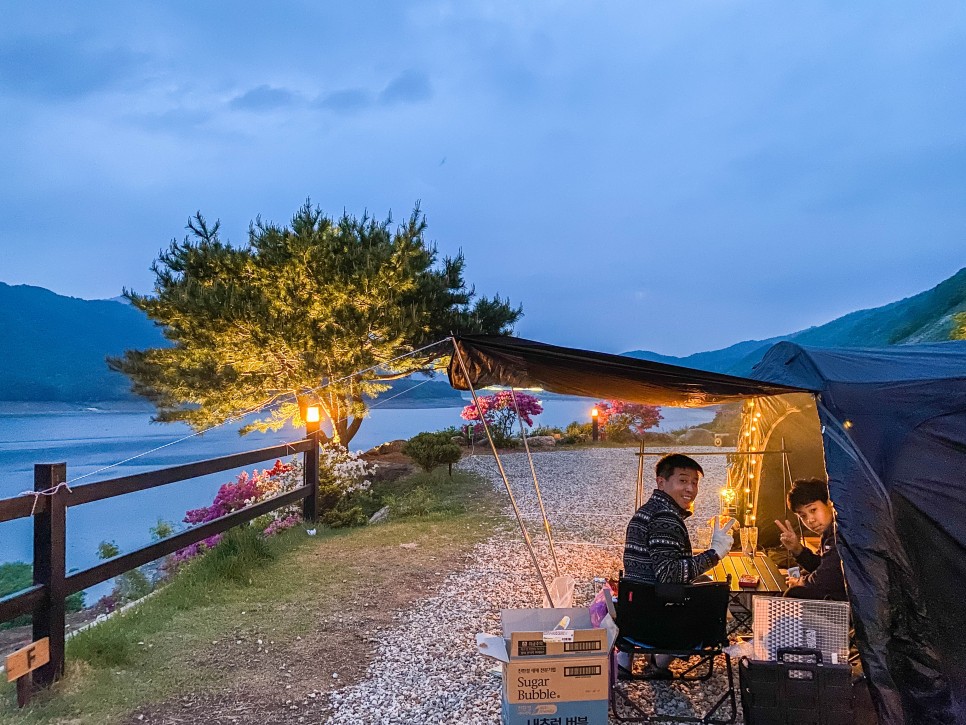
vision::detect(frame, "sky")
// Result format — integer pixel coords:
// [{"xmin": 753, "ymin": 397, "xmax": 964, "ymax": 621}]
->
[{"xmin": 1, "ymin": 1, "xmax": 964, "ymax": 356}]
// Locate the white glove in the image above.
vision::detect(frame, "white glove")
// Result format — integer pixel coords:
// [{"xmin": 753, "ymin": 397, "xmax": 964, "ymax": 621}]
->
[{"xmin": 710, "ymin": 517, "xmax": 737, "ymax": 559}]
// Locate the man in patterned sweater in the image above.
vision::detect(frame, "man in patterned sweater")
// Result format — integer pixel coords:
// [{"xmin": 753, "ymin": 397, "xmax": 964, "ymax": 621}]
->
[
  {"xmin": 619, "ymin": 454, "xmax": 735, "ymax": 679},
  {"xmin": 623, "ymin": 453, "xmax": 735, "ymax": 585}
]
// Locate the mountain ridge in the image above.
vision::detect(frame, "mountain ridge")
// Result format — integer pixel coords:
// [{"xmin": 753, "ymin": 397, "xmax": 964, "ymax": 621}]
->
[
  {"xmin": 3, "ymin": 266, "xmax": 964, "ymax": 401},
  {"xmin": 623, "ymin": 267, "xmax": 966, "ymax": 374}
]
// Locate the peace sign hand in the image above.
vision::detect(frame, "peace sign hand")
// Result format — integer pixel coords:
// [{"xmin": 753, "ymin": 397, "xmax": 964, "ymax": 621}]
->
[
  {"xmin": 709, "ymin": 516, "xmax": 737, "ymax": 559},
  {"xmin": 774, "ymin": 519, "xmax": 803, "ymax": 555}
]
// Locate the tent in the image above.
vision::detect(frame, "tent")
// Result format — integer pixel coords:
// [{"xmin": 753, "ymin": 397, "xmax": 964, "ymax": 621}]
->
[{"xmin": 448, "ymin": 334, "xmax": 965, "ymax": 724}]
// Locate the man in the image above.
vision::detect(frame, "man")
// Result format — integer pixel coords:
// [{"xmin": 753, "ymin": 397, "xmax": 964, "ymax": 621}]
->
[
  {"xmin": 623, "ymin": 453, "xmax": 734, "ymax": 584},
  {"xmin": 774, "ymin": 478, "xmax": 847, "ymax": 601},
  {"xmin": 619, "ymin": 453, "xmax": 735, "ymax": 679}
]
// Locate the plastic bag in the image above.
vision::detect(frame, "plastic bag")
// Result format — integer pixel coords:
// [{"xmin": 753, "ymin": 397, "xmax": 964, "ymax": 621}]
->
[
  {"xmin": 542, "ymin": 574, "xmax": 576, "ymax": 608},
  {"xmin": 588, "ymin": 586, "xmax": 612, "ymax": 628}
]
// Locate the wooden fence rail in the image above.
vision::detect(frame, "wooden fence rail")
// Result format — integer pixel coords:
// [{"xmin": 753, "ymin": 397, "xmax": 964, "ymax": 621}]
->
[{"xmin": 0, "ymin": 432, "xmax": 320, "ymax": 694}]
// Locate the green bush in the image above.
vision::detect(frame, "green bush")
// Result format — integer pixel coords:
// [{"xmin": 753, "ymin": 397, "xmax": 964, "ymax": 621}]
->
[
  {"xmin": 602, "ymin": 421, "xmax": 638, "ymax": 442},
  {"xmin": 97, "ymin": 541, "xmax": 154, "ymax": 606},
  {"xmin": 0, "ymin": 562, "xmax": 85, "ymax": 630},
  {"xmin": 321, "ymin": 505, "xmax": 369, "ymax": 528},
  {"xmin": 530, "ymin": 425, "xmax": 563, "ymax": 437},
  {"xmin": 403, "ymin": 431, "xmax": 462, "ymax": 473},
  {"xmin": 385, "ymin": 485, "xmax": 437, "ymax": 518},
  {"xmin": 557, "ymin": 421, "xmax": 592, "ymax": 445}
]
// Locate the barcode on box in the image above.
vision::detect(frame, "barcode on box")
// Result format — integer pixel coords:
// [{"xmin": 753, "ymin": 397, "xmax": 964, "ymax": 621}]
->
[
  {"xmin": 564, "ymin": 641, "xmax": 601, "ymax": 653},
  {"xmin": 564, "ymin": 665, "xmax": 601, "ymax": 677}
]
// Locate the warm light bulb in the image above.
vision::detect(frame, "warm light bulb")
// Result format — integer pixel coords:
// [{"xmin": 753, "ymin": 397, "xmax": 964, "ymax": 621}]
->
[
  {"xmin": 306, "ymin": 406, "xmax": 321, "ymax": 423},
  {"xmin": 591, "ymin": 408, "xmax": 599, "ymax": 418},
  {"xmin": 744, "ymin": 488, "xmax": 751, "ymax": 494},
  {"xmin": 843, "ymin": 420, "xmax": 853, "ymax": 429},
  {"xmin": 748, "ymin": 472, "xmax": 755, "ymax": 478}
]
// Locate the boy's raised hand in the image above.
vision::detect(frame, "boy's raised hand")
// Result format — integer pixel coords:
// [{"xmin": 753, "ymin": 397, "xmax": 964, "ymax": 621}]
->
[{"xmin": 774, "ymin": 519, "xmax": 803, "ymax": 555}]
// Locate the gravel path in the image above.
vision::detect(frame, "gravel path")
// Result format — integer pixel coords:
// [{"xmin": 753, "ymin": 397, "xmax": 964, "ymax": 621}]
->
[{"xmin": 323, "ymin": 447, "xmax": 740, "ymax": 724}]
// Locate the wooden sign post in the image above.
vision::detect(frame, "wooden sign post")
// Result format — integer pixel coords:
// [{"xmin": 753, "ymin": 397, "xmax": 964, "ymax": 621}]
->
[{"xmin": 5, "ymin": 637, "xmax": 50, "ymax": 707}]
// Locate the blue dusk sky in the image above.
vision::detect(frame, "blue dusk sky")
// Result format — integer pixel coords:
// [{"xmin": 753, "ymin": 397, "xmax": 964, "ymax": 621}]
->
[{"xmin": 1, "ymin": 1, "xmax": 964, "ymax": 356}]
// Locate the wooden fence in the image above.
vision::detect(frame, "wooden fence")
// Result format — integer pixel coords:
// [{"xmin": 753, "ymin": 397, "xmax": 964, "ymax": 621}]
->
[{"xmin": 0, "ymin": 432, "xmax": 320, "ymax": 690}]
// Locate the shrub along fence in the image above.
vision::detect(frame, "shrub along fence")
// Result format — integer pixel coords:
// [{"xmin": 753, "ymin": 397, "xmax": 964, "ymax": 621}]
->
[{"xmin": 0, "ymin": 428, "xmax": 320, "ymax": 696}]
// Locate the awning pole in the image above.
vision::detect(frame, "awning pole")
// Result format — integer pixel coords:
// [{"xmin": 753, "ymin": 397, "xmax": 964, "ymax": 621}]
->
[
  {"xmin": 510, "ymin": 388, "xmax": 561, "ymax": 578},
  {"xmin": 636, "ymin": 439, "xmax": 646, "ymax": 510},
  {"xmin": 451, "ymin": 340, "xmax": 556, "ymax": 607}
]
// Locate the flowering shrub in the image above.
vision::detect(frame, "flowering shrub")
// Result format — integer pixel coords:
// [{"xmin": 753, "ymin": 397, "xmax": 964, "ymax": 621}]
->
[
  {"xmin": 173, "ymin": 444, "xmax": 374, "ymax": 563},
  {"xmin": 317, "ymin": 444, "xmax": 374, "ymax": 527},
  {"xmin": 174, "ymin": 458, "xmax": 303, "ymax": 563},
  {"xmin": 263, "ymin": 513, "xmax": 302, "ymax": 537},
  {"xmin": 594, "ymin": 400, "xmax": 663, "ymax": 441},
  {"xmin": 460, "ymin": 391, "xmax": 544, "ymax": 443}
]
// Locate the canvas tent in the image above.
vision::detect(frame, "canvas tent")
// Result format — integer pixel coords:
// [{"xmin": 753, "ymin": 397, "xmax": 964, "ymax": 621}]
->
[{"xmin": 448, "ymin": 334, "xmax": 966, "ymax": 725}]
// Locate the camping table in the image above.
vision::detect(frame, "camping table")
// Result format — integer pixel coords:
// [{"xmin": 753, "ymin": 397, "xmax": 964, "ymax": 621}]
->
[{"xmin": 709, "ymin": 552, "xmax": 787, "ymax": 635}]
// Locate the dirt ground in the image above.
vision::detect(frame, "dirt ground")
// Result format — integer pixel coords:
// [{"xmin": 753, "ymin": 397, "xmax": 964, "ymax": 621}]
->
[
  {"xmin": 112, "ymin": 455, "xmax": 492, "ymax": 725},
  {"xmin": 121, "ymin": 541, "xmax": 473, "ymax": 725}
]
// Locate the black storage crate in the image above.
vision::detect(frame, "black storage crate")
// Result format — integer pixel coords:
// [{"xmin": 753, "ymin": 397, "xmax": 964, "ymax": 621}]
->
[{"xmin": 739, "ymin": 648, "xmax": 854, "ymax": 725}]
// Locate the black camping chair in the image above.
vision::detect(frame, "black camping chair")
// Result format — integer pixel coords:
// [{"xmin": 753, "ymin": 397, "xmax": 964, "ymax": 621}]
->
[{"xmin": 610, "ymin": 575, "xmax": 736, "ymax": 724}]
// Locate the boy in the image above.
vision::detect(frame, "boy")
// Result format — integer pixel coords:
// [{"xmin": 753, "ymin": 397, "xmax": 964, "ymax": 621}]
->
[{"xmin": 774, "ymin": 478, "xmax": 847, "ymax": 601}]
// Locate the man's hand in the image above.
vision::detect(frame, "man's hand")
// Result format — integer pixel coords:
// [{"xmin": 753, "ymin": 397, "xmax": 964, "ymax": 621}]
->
[
  {"xmin": 710, "ymin": 516, "xmax": 737, "ymax": 559},
  {"xmin": 786, "ymin": 575, "xmax": 803, "ymax": 588},
  {"xmin": 774, "ymin": 519, "xmax": 804, "ymax": 555}
]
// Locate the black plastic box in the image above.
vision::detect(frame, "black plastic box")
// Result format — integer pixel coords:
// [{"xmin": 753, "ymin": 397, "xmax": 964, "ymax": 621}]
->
[{"xmin": 739, "ymin": 648, "xmax": 854, "ymax": 725}]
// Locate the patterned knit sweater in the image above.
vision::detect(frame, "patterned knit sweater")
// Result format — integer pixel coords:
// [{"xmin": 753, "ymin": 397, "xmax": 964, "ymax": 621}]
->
[{"xmin": 623, "ymin": 489, "xmax": 720, "ymax": 584}]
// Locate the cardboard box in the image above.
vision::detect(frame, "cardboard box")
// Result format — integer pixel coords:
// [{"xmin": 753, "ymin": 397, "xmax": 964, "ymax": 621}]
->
[{"xmin": 477, "ymin": 607, "xmax": 617, "ymax": 725}]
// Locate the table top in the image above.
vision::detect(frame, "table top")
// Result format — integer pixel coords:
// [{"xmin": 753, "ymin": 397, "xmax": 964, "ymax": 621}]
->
[{"xmin": 709, "ymin": 552, "xmax": 787, "ymax": 593}]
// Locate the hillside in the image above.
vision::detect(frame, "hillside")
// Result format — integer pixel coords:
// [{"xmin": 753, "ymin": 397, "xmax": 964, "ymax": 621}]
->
[
  {"xmin": 625, "ymin": 267, "xmax": 966, "ymax": 375},
  {"xmin": 0, "ymin": 283, "xmax": 464, "ymax": 405},
  {"xmin": 4, "ymin": 266, "xmax": 964, "ymax": 402},
  {"xmin": 0, "ymin": 283, "xmax": 168, "ymax": 401}
]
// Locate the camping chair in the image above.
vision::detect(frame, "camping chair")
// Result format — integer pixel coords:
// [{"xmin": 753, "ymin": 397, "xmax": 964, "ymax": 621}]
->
[{"xmin": 610, "ymin": 576, "xmax": 736, "ymax": 724}]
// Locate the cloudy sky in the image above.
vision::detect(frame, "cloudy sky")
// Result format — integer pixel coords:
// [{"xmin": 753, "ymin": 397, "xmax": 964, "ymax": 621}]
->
[{"xmin": 1, "ymin": 1, "xmax": 964, "ymax": 356}]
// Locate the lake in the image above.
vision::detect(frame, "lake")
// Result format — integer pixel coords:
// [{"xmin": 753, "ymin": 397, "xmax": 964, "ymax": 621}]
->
[{"xmin": 0, "ymin": 399, "xmax": 713, "ymax": 597}]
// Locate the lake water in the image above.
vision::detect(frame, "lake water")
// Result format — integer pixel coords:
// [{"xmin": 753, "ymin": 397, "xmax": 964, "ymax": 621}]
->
[{"xmin": 0, "ymin": 399, "xmax": 713, "ymax": 598}]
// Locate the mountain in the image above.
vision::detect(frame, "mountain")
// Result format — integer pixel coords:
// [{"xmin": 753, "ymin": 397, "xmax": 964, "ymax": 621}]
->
[
  {"xmin": 0, "ymin": 282, "xmax": 466, "ymax": 405},
  {"xmin": 0, "ymin": 283, "xmax": 167, "ymax": 401},
  {"xmin": 5, "ymin": 266, "xmax": 965, "ymax": 401},
  {"xmin": 624, "ymin": 267, "xmax": 966, "ymax": 375}
]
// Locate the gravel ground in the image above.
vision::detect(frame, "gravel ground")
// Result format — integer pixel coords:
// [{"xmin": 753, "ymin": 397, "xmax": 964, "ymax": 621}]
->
[{"xmin": 323, "ymin": 447, "xmax": 741, "ymax": 724}]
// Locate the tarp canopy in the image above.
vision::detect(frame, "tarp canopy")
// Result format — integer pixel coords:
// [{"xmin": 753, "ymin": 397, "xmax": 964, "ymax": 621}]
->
[
  {"xmin": 448, "ymin": 334, "xmax": 966, "ymax": 724},
  {"xmin": 448, "ymin": 335, "xmax": 810, "ymax": 406}
]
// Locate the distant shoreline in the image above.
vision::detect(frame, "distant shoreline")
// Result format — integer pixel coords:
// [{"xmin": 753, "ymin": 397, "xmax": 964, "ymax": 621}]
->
[{"xmin": 0, "ymin": 397, "xmax": 471, "ymax": 415}]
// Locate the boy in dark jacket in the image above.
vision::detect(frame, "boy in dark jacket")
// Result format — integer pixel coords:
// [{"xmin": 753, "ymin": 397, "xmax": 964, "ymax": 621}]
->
[{"xmin": 774, "ymin": 478, "xmax": 847, "ymax": 601}]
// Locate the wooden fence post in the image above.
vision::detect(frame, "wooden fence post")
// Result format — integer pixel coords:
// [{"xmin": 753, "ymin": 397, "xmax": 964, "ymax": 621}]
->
[
  {"xmin": 302, "ymin": 430, "xmax": 319, "ymax": 524},
  {"xmin": 32, "ymin": 463, "xmax": 67, "ymax": 688}
]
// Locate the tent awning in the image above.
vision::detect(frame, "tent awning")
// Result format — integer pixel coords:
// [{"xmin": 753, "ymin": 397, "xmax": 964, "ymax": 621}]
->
[{"xmin": 447, "ymin": 335, "xmax": 813, "ymax": 407}]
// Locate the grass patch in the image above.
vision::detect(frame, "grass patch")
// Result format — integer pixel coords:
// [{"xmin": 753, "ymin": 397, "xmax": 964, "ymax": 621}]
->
[{"xmin": 0, "ymin": 469, "xmax": 498, "ymax": 724}]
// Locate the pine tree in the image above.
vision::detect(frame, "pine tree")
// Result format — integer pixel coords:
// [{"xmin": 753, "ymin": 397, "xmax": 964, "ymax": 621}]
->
[{"xmin": 108, "ymin": 201, "xmax": 521, "ymax": 444}]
